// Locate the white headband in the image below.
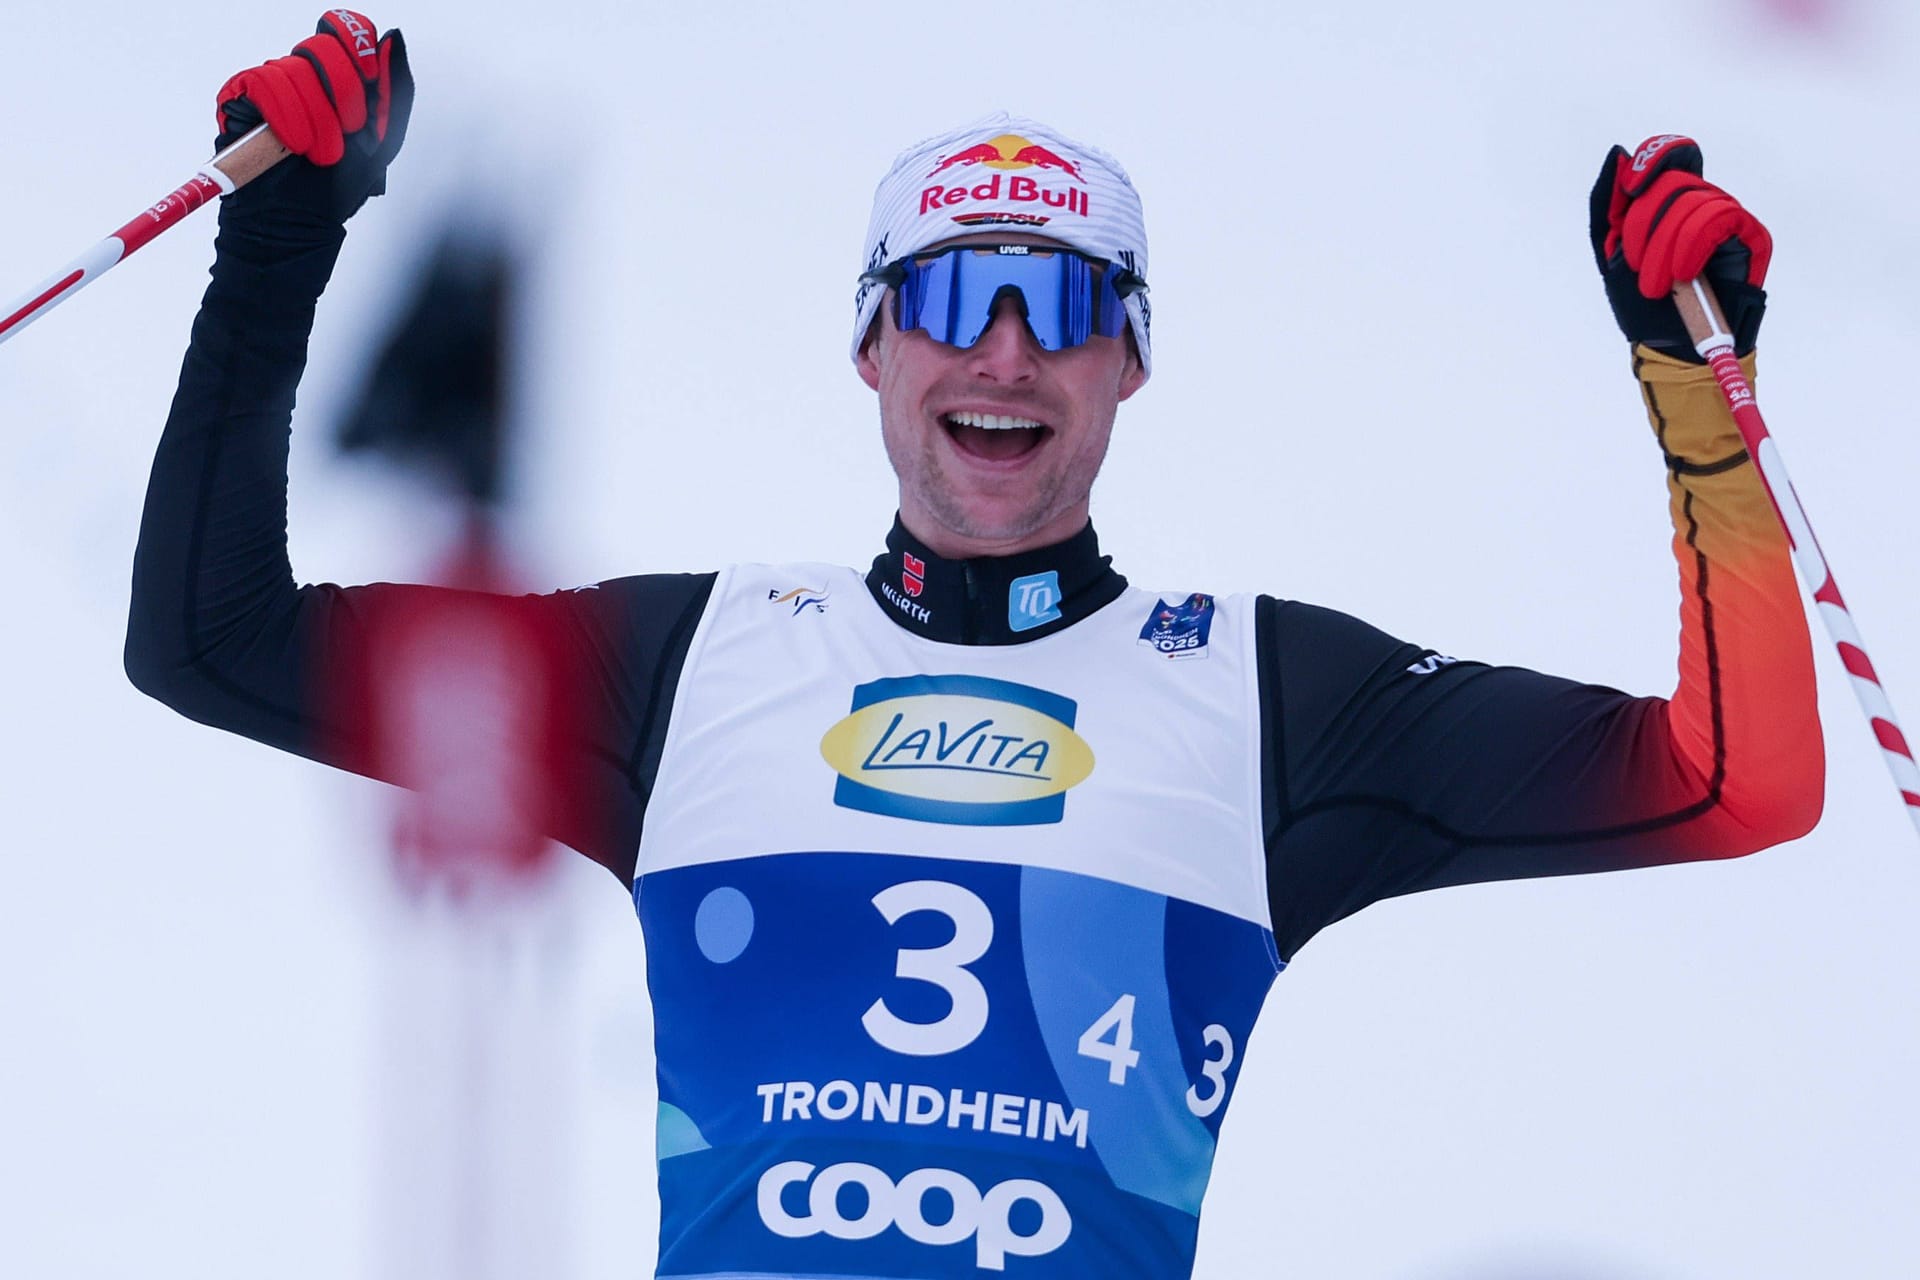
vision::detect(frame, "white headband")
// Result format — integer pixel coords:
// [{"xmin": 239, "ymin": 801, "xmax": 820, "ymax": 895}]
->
[{"xmin": 852, "ymin": 111, "xmax": 1152, "ymax": 377}]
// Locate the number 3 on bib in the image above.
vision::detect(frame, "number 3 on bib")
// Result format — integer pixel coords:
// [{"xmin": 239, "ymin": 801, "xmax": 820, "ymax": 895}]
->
[
  {"xmin": 1184, "ymin": 1023, "xmax": 1235, "ymax": 1118},
  {"xmin": 861, "ymin": 880, "xmax": 994, "ymax": 1057}
]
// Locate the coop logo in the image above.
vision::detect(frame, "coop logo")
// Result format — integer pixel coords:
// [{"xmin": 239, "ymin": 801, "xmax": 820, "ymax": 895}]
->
[
  {"xmin": 921, "ymin": 133, "xmax": 1092, "ymax": 220},
  {"xmin": 757, "ymin": 1160, "xmax": 1071, "ymax": 1271},
  {"xmin": 821, "ymin": 674, "xmax": 1093, "ymax": 826}
]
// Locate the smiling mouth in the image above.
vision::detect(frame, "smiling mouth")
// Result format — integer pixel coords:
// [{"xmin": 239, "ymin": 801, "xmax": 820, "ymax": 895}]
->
[{"xmin": 941, "ymin": 409, "xmax": 1052, "ymax": 462}]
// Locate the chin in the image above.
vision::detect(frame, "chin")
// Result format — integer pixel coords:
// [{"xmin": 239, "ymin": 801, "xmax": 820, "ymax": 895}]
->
[{"xmin": 923, "ymin": 495, "xmax": 1041, "ymax": 546}]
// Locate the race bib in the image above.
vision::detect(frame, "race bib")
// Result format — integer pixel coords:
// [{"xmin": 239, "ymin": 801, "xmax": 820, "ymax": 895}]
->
[{"xmin": 637, "ymin": 849, "xmax": 1278, "ymax": 1278}]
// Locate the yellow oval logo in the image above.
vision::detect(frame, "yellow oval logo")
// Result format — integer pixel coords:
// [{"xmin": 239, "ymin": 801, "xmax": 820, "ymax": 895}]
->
[{"xmin": 821, "ymin": 677, "xmax": 1094, "ymax": 826}]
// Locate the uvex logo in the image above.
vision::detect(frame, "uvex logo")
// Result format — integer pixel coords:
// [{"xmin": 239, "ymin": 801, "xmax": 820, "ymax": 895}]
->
[
  {"xmin": 758, "ymin": 1161, "xmax": 1071, "ymax": 1271},
  {"xmin": 330, "ymin": 9, "xmax": 377, "ymax": 57},
  {"xmin": 821, "ymin": 674, "xmax": 1093, "ymax": 827}
]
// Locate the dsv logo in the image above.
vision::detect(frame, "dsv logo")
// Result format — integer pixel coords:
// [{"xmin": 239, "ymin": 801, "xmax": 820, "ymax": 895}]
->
[{"xmin": 757, "ymin": 1161, "xmax": 1071, "ymax": 1271}]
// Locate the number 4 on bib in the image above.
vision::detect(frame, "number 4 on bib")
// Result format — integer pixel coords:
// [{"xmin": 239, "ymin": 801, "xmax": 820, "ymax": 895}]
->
[{"xmin": 1077, "ymin": 993, "xmax": 1141, "ymax": 1085}]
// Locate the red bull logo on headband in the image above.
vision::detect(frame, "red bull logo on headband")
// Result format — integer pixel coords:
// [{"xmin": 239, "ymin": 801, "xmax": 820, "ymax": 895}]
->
[{"xmin": 921, "ymin": 133, "xmax": 1091, "ymax": 220}]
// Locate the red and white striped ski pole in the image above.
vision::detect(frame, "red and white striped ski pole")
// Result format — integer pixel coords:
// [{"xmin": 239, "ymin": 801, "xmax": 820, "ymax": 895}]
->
[
  {"xmin": 0, "ymin": 124, "xmax": 290, "ymax": 347},
  {"xmin": 1673, "ymin": 278, "xmax": 1920, "ymax": 837}
]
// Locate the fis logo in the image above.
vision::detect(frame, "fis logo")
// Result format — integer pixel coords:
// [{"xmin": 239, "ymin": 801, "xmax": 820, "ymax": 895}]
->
[
  {"xmin": 757, "ymin": 1161, "xmax": 1071, "ymax": 1271},
  {"xmin": 821, "ymin": 674, "xmax": 1094, "ymax": 826},
  {"xmin": 768, "ymin": 585, "xmax": 828, "ymax": 616},
  {"xmin": 921, "ymin": 133, "xmax": 1092, "ymax": 221},
  {"xmin": 1139, "ymin": 593, "xmax": 1215, "ymax": 660}
]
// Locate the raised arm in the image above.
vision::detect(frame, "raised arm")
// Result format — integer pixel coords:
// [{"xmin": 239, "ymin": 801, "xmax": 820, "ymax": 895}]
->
[
  {"xmin": 123, "ymin": 15, "xmax": 714, "ymax": 880},
  {"xmin": 1260, "ymin": 137, "xmax": 1822, "ymax": 961}
]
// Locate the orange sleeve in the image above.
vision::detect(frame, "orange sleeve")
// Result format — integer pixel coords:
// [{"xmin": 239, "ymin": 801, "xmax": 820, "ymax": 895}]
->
[
  {"xmin": 1632, "ymin": 345, "xmax": 1824, "ymax": 849},
  {"xmin": 1261, "ymin": 347, "xmax": 1826, "ymax": 957}
]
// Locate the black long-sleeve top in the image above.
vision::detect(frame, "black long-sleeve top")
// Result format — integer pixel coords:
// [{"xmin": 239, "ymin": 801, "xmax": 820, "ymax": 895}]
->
[{"xmin": 127, "ymin": 219, "xmax": 1823, "ymax": 962}]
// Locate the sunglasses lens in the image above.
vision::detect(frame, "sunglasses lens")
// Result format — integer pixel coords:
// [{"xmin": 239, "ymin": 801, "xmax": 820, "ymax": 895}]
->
[{"xmin": 891, "ymin": 247, "xmax": 1129, "ymax": 351}]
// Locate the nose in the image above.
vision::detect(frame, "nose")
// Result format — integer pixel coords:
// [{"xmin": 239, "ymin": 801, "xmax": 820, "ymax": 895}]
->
[{"xmin": 965, "ymin": 293, "xmax": 1042, "ymax": 383}]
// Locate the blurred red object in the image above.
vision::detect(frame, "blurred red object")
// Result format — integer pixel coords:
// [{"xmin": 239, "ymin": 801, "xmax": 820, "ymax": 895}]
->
[
  {"xmin": 1746, "ymin": 0, "xmax": 1848, "ymax": 31},
  {"xmin": 346, "ymin": 521, "xmax": 579, "ymax": 895}
]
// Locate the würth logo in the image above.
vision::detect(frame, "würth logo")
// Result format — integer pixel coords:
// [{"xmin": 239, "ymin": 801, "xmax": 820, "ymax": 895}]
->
[{"xmin": 902, "ymin": 552, "xmax": 926, "ymax": 599}]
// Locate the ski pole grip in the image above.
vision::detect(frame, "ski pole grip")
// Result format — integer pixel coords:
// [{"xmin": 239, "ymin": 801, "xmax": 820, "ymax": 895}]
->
[
  {"xmin": 208, "ymin": 123, "xmax": 293, "ymax": 191},
  {"xmin": 1672, "ymin": 276, "xmax": 1738, "ymax": 357}
]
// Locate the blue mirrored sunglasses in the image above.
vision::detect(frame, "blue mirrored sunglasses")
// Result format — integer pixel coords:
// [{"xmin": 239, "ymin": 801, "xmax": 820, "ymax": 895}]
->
[{"xmin": 861, "ymin": 243, "xmax": 1145, "ymax": 352}]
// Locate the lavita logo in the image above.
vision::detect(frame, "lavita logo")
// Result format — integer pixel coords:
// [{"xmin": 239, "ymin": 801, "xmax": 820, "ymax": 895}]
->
[
  {"xmin": 820, "ymin": 674, "xmax": 1094, "ymax": 826},
  {"xmin": 757, "ymin": 1161, "xmax": 1070, "ymax": 1271}
]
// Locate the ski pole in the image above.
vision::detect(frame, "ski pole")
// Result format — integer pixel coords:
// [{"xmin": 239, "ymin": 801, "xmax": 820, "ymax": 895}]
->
[
  {"xmin": 0, "ymin": 124, "xmax": 289, "ymax": 347},
  {"xmin": 1672, "ymin": 277, "xmax": 1920, "ymax": 837}
]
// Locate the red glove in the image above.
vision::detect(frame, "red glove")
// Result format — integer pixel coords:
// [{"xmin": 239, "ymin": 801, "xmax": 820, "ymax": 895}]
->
[
  {"xmin": 1589, "ymin": 135, "xmax": 1770, "ymax": 359},
  {"xmin": 216, "ymin": 10, "xmax": 408, "ymax": 167},
  {"xmin": 1597, "ymin": 134, "xmax": 1772, "ymax": 298}
]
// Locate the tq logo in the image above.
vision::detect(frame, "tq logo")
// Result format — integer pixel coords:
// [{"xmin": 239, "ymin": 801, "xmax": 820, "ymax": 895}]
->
[{"xmin": 757, "ymin": 1161, "xmax": 1071, "ymax": 1271}]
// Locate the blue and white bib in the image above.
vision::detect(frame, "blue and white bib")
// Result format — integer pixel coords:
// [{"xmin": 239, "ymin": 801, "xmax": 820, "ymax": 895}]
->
[{"xmin": 633, "ymin": 564, "xmax": 1280, "ymax": 1279}]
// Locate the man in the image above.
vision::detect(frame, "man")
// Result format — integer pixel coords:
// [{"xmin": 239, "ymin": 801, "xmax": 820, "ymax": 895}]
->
[{"xmin": 126, "ymin": 13, "xmax": 1822, "ymax": 1279}]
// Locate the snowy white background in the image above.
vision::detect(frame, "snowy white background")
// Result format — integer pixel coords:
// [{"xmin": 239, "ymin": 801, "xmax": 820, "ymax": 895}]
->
[{"xmin": 3, "ymin": 1, "xmax": 1916, "ymax": 1277}]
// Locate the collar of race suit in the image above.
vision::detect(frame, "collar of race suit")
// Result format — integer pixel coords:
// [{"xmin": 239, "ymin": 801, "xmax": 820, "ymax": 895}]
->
[{"xmin": 863, "ymin": 516, "xmax": 1127, "ymax": 645}]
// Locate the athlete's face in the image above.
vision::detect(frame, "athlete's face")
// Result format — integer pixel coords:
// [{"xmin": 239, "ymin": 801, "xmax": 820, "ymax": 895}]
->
[{"xmin": 857, "ymin": 234, "xmax": 1146, "ymax": 559}]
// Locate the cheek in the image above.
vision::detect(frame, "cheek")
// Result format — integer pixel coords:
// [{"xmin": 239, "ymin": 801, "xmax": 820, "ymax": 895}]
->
[
  {"xmin": 1060, "ymin": 355, "xmax": 1129, "ymax": 426},
  {"xmin": 873, "ymin": 334, "xmax": 922, "ymax": 406}
]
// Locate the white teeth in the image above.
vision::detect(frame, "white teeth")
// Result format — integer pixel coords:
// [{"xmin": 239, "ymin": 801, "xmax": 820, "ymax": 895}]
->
[{"xmin": 947, "ymin": 410, "xmax": 1043, "ymax": 431}]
